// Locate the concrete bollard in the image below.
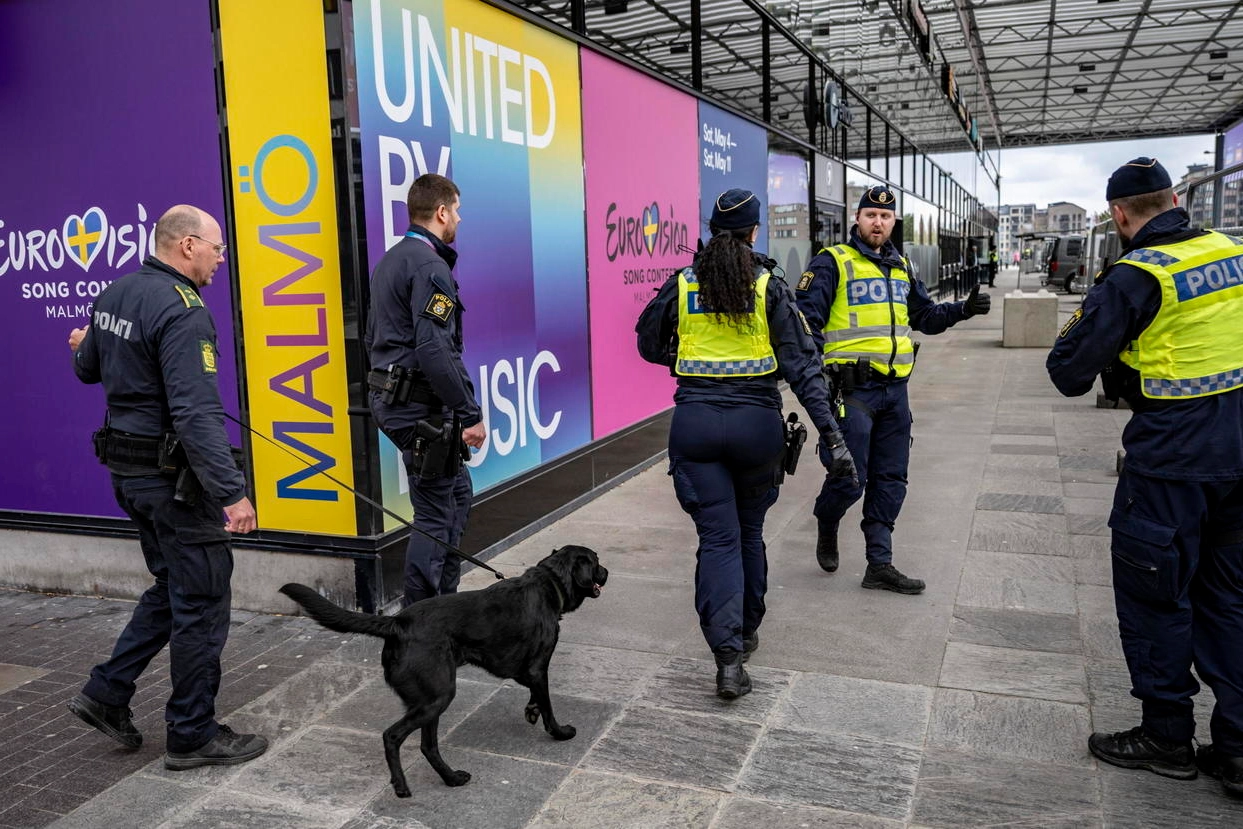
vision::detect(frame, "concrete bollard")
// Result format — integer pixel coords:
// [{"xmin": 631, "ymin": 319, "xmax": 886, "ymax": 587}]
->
[{"xmin": 1002, "ymin": 289, "xmax": 1059, "ymax": 347}]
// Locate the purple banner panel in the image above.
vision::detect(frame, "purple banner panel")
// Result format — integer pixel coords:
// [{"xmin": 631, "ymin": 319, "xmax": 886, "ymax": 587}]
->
[{"xmin": 0, "ymin": 0, "xmax": 234, "ymax": 517}]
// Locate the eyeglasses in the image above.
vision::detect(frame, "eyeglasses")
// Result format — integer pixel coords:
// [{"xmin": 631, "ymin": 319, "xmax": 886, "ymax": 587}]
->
[{"xmin": 188, "ymin": 235, "xmax": 228, "ymax": 256}]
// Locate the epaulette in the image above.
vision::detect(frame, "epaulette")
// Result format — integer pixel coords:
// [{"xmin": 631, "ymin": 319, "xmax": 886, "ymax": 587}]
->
[{"xmin": 173, "ymin": 283, "xmax": 204, "ymax": 309}]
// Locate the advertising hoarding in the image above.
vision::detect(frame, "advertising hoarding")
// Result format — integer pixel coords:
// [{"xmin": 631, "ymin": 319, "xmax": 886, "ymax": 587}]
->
[
  {"xmin": 698, "ymin": 101, "xmax": 769, "ymax": 250},
  {"xmin": 581, "ymin": 49, "xmax": 699, "ymax": 438},
  {"xmin": 0, "ymin": 0, "xmax": 235, "ymax": 518},
  {"xmin": 353, "ymin": 0, "xmax": 592, "ymax": 518}
]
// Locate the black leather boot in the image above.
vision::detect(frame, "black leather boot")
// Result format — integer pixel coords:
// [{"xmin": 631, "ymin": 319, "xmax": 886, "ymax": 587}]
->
[
  {"xmin": 816, "ymin": 521, "xmax": 839, "ymax": 572},
  {"xmin": 741, "ymin": 630, "xmax": 759, "ymax": 663},
  {"xmin": 713, "ymin": 648, "xmax": 752, "ymax": 699}
]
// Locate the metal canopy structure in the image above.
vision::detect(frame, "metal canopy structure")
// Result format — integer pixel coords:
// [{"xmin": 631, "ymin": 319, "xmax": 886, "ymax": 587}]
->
[{"xmin": 509, "ymin": 0, "xmax": 1243, "ymax": 157}]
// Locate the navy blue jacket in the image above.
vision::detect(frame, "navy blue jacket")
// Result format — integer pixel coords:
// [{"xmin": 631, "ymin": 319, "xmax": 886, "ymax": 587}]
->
[
  {"xmin": 796, "ymin": 227, "xmax": 974, "ymax": 367},
  {"xmin": 1047, "ymin": 208, "xmax": 1243, "ymax": 481},
  {"xmin": 365, "ymin": 224, "xmax": 482, "ymax": 429},
  {"xmin": 73, "ymin": 257, "xmax": 246, "ymax": 504},
  {"xmin": 635, "ymin": 251, "xmax": 840, "ymax": 439}
]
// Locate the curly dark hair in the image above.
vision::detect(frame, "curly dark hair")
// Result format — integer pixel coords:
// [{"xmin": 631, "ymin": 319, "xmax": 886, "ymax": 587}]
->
[{"xmin": 695, "ymin": 226, "xmax": 758, "ymax": 329}]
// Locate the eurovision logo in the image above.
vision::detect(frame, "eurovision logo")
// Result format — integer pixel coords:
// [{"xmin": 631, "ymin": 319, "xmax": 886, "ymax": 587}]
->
[
  {"xmin": 1, "ymin": 204, "xmax": 156, "ymax": 277},
  {"xmin": 604, "ymin": 200, "xmax": 688, "ymax": 262}
]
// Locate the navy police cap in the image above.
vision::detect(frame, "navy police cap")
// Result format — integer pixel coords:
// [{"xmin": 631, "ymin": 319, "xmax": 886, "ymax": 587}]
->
[
  {"xmin": 711, "ymin": 188, "xmax": 761, "ymax": 230},
  {"xmin": 858, "ymin": 185, "xmax": 897, "ymax": 211},
  {"xmin": 1106, "ymin": 157, "xmax": 1172, "ymax": 201}
]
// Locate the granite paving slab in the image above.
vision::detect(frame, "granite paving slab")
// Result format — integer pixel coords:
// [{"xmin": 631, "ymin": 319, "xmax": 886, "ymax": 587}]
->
[
  {"xmin": 446, "ymin": 685, "xmax": 620, "ymax": 766},
  {"xmin": 528, "ymin": 770, "xmax": 720, "ymax": 828},
  {"xmin": 545, "ymin": 642, "xmax": 669, "ymax": 703},
  {"xmin": 318, "ymin": 675, "xmax": 498, "ymax": 736},
  {"xmin": 738, "ymin": 726, "xmax": 921, "ymax": 821},
  {"xmin": 634, "ymin": 657, "xmax": 794, "ymax": 722},
  {"xmin": 159, "ymin": 789, "xmax": 347, "ymax": 829},
  {"xmin": 228, "ymin": 725, "xmax": 389, "ymax": 812},
  {"xmin": 45, "ymin": 774, "xmax": 212, "ymax": 829},
  {"xmin": 911, "ymin": 747, "xmax": 1100, "ymax": 827},
  {"xmin": 1077, "ymin": 585, "xmax": 1125, "ymax": 661},
  {"xmin": 988, "ymin": 434, "xmax": 1057, "ymax": 446},
  {"xmin": 1098, "ymin": 764, "xmax": 1243, "ymax": 828},
  {"xmin": 975, "ymin": 493, "xmax": 1064, "ymax": 513},
  {"xmin": 361, "ymin": 747, "xmax": 571, "ymax": 829},
  {"xmin": 992, "ymin": 423, "xmax": 1056, "ymax": 436},
  {"xmin": 772, "ymin": 673, "xmax": 932, "ymax": 747},
  {"xmin": 989, "ymin": 444, "xmax": 1060, "ymax": 455},
  {"xmin": 927, "ymin": 688, "xmax": 1092, "ymax": 767},
  {"xmin": 1068, "ymin": 513, "xmax": 1110, "ymax": 536},
  {"xmin": 584, "ymin": 706, "xmax": 760, "ymax": 790},
  {"xmin": 939, "ymin": 641, "xmax": 1087, "ymax": 704},
  {"xmin": 714, "ymin": 796, "xmax": 901, "ymax": 828},
  {"xmin": 0, "ymin": 664, "xmax": 48, "ymax": 694},
  {"xmin": 949, "ymin": 606, "xmax": 1082, "ymax": 654},
  {"xmin": 968, "ymin": 510, "xmax": 1071, "ymax": 555},
  {"xmin": 979, "ymin": 473, "xmax": 1065, "ymax": 497}
]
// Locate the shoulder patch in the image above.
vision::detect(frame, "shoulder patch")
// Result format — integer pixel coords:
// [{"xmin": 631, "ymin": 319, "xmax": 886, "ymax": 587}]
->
[
  {"xmin": 1059, "ymin": 307, "xmax": 1084, "ymax": 339},
  {"xmin": 174, "ymin": 284, "xmax": 204, "ymax": 309},
  {"xmin": 796, "ymin": 271, "xmax": 815, "ymax": 291},
  {"xmin": 423, "ymin": 292, "xmax": 455, "ymax": 324},
  {"xmin": 199, "ymin": 339, "xmax": 218, "ymax": 374},
  {"xmin": 797, "ymin": 309, "xmax": 813, "ymax": 335}
]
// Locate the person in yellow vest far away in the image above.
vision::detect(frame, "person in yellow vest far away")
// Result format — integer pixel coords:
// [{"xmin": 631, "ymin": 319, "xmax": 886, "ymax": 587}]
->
[{"xmin": 796, "ymin": 186, "xmax": 991, "ymax": 594}]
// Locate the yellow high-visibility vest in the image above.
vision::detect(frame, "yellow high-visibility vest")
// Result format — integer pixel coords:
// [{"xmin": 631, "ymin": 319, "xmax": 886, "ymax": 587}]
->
[
  {"xmin": 820, "ymin": 244, "xmax": 915, "ymax": 378},
  {"xmin": 1117, "ymin": 230, "xmax": 1243, "ymax": 398},
  {"xmin": 675, "ymin": 268, "xmax": 776, "ymax": 377}
]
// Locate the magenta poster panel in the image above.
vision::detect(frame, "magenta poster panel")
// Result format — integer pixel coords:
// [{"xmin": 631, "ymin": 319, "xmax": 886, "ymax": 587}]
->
[{"xmin": 581, "ymin": 49, "xmax": 700, "ymax": 438}]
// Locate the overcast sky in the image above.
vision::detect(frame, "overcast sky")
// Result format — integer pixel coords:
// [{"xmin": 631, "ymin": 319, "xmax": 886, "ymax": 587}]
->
[{"xmin": 996, "ymin": 134, "xmax": 1216, "ymax": 218}]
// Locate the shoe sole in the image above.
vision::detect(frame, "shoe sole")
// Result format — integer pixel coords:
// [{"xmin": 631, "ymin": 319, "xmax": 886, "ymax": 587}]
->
[
  {"xmin": 164, "ymin": 744, "xmax": 268, "ymax": 770},
  {"xmin": 1197, "ymin": 759, "xmax": 1243, "ymax": 796},
  {"xmin": 68, "ymin": 697, "xmax": 141, "ymax": 749},
  {"xmin": 1090, "ymin": 744, "xmax": 1197, "ymax": 780},
  {"xmin": 861, "ymin": 580, "xmax": 925, "ymax": 595},
  {"xmin": 716, "ymin": 685, "xmax": 752, "ymax": 700}
]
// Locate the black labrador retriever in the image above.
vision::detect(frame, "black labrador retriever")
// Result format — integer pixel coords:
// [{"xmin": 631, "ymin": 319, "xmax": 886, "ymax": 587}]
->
[{"xmin": 280, "ymin": 544, "xmax": 607, "ymax": 798}]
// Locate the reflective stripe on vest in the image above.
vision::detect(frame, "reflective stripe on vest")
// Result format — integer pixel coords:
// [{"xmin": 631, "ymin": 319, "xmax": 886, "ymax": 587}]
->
[
  {"xmin": 675, "ymin": 268, "xmax": 776, "ymax": 377},
  {"xmin": 1116, "ymin": 230, "xmax": 1243, "ymax": 399},
  {"xmin": 821, "ymin": 244, "xmax": 915, "ymax": 378}
]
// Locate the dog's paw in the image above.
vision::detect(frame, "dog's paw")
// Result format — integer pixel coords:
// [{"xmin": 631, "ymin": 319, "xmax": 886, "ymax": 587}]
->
[
  {"xmin": 524, "ymin": 703, "xmax": 540, "ymax": 725},
  {"xmin": 550, "ymin": 724, "xmax": 576, "ymax": 741},
  {"xmin": 446, "ymin": 770, "xmax": 471, "ymax": 787},
  {"xmin": 392, "ymin": 783, "xmax": 412, "ymax": 798}
]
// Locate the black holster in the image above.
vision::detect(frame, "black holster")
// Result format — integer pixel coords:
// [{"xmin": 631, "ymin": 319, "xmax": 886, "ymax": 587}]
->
[
  {"xmin": 781, "ymin": 412, "xmax": 808, "ymax": 477},
  {"xmin": 411, "ymin": 417, "xmax": 465, "ymax": 480}
]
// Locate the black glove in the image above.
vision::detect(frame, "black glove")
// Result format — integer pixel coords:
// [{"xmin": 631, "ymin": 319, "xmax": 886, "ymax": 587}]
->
[
  {"xmin": 821, "ymin": 430, "xmax": 858, "ymax": 488},
  {"xmin": 964, "ymin": 284, "xmax": 991, "ymax": 317}
]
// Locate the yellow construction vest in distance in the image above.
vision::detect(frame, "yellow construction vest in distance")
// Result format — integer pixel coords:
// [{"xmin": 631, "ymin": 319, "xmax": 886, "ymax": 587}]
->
[
  {"xmin": 675, "ymin": 268, "xmax": 776, "ymax": 377},
  {"xmin": 1116, "ymin": 230, "xmax": 1243, "ymax": 398},
  {"xmin": 821, "ymin": 244, "xmax": 915, "ymax": 378}
]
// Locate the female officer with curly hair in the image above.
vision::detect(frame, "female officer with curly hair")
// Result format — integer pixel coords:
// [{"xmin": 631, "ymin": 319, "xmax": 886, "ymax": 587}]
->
[{"xmin": 637, "ymin": 189, "xmax": 856, "ymax": 698}]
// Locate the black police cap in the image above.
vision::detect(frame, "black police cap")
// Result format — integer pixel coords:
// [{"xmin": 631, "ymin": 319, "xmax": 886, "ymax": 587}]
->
[
  {"xmin": 858, "ymin": 185, "xmax": 897, "ymax": 211},
  {"xmin": 1106, "ymin": 157, "xmax": 1172, "ymax": 201},
  {"xmin": 711, "ymin": 188, "xmax": 761, "ymax": 230}
]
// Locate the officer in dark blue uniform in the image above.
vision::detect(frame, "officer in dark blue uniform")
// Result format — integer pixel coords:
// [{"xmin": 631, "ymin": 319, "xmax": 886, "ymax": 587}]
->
[
  {"xmin": 797, "ymin": 186, "xmax": 990, "ymax": 594},
  {"xmin": 366, "ymin": 174, "xmax": 487, "ymax": 606},
  {"xmin": 637, "ymin": 189, "xmax": 856, "ymax": 698},
  {"xmin": 67, "ymin": 205, "xmax": 267, "ymax": 770},
  {"xmin": 1048, "ymin": 158, "xmax": 1243, "ymax": 796}
]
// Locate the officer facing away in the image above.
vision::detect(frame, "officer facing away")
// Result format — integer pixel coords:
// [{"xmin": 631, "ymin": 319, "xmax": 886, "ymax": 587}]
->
[
  {"xmin": 638, "ymin": 188, "xmax": 856, "ymax": 698},
  {"xmin": 797, "ymin": 186, "xmax": 991, "ymax": 594},
  {"xmin": 365, "ymin": 174, "xmax": 487, "ymax": 606},
  {"xmin": 1048, "ymin": 157, "xmax": 1243, "ymax": 797},
  {"xmin": 66, "ymin": 205, "xmax": 266, "ymax": 770}
]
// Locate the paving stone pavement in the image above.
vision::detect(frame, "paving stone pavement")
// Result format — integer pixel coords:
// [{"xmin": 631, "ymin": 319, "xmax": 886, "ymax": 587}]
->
[{"xmin": 3, "ymin": 269, "xmax": 1243, "ymax": 828}]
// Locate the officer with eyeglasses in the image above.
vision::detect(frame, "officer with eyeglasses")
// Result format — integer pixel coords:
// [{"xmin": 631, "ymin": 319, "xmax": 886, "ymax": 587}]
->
[{"xmin": 65, "ymin": 205, "xmax": 266, "ymax": 770}]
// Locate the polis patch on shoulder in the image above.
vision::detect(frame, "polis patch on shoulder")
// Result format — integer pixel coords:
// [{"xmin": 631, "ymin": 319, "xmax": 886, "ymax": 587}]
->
[
  {"xmin": 1059, "ymin": 307, "xmax": 1084, "ymax": 339},
  {"xmin": 797, "ymin": 271, "xmax": 815, "ymax": 291},
  {"xmin": 199, "ymin": 340, "xmax": 218, "ymax": 374},
  {"xmin": 423, "ymin": 292, "xmax": 455, "ymax": 323},
  {"xmin": 797, "ymin": 309, "xmax": 813, "ymax": 335},
  {"xmin": 175, "ymin": 284, "xmax": 204, "ymax": 309}
]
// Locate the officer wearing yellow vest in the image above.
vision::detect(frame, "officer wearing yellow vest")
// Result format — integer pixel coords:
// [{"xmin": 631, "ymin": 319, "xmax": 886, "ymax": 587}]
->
[
  {"xmin": 637, "ymin": 189, "xmax": 856, "ymax": 699},
  {"xmin": 797, "ymin": 185, "xmax": 991, "ymax": 594},
  {"xmin": 1048, "ymin": 157, "xmax": 1243, "ymax": 796}
]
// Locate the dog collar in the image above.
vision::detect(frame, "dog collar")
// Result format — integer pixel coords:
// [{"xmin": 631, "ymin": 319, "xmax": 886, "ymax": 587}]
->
[{"xmin": 550, "ymin": 578, "xmax": 566, "ymax": 613}]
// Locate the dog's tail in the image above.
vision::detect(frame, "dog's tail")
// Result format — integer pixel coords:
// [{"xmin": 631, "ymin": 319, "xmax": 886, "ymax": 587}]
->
[{"xmin": 279, "ymin": 583, "xmax": 401, "ymax": 638}]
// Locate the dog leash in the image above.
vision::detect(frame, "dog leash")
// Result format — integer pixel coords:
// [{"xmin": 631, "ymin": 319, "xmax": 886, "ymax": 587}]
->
[{"xmin": 223, "ymin": 412, "xmax": 505, "ymax": 580}]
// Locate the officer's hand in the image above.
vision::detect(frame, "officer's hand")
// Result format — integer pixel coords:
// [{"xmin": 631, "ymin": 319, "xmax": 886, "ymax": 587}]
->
[
  {"xmin": 223, "ymin": 496, "xmax": 257, "ymax": 534},
  {"xmin": 964, "ymin": 284, "xmax": 992, "ymax": 317},
  {"xmin": 462, "ymin": 422, "xmax": 487, "ymax": 450},
  {"xmin": 821, "ymin": 431, "xmax": 859, "ymax": 488},
  {"xmin": 68, "ymin": 326, "xmax": 88, "ymax": 353}
]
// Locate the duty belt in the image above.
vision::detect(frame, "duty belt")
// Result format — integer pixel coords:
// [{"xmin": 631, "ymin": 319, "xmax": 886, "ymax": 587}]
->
[
  {"xmin": 100, "ymin": 432, "xmax": 162, "ymax": 467},
  {"xmin": 366, "ymin": 369, "xmax": 443, "ymax": 406}
]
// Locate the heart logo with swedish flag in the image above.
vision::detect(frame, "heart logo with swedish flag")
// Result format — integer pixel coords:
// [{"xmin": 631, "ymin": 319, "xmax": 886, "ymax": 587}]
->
[
  {"xmin": 63, "ymin": 208, "xmax": 108, "ymax": 272},
  {"xmin": 642, "ymin": 202, "xmax": 660, "ymax": 255}
]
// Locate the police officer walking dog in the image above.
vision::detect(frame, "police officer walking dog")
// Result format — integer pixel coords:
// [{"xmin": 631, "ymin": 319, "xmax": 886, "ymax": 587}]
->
[
  {"xmin": 637, "ymin": 189, "xmax": 856, "ymax": 698},
  {"xmin": 797, "ymin": 186, "xmax": 991, "ymax": 594},
  {"xmin": 66, "ymin": 205, "xmax": 267, "ymax": 769},
  {"xmin": 366, "ymin": 174, "xmax": 487, "ymax": 606},
  {"xmin": 1048, "ymin": 157, "xmax": 1243, "ymax": 797}
]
